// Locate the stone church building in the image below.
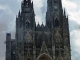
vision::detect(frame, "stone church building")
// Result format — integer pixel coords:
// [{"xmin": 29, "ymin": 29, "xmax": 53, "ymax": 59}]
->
[{"xmin": 5, "ymin": 0, "xmax": 71, "ymax": 60}]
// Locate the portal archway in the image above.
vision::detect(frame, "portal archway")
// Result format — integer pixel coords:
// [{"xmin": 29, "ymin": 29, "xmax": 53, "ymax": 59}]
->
[
  {"xmin": 37, "ymin": 53, "xmax": 52, "ymax": 60},
  {"xmin": 27, "ymin": 58, "xmax": 31, "ymax": 60},
  {"xmin": 57, "ymin": 57, "xmax": 63, "ymax": 60}
]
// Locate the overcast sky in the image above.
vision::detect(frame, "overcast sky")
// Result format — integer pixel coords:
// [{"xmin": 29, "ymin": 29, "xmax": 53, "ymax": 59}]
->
[{"xmin": 0, "ymin": 0, "xmax": 80, "ymax": 60}]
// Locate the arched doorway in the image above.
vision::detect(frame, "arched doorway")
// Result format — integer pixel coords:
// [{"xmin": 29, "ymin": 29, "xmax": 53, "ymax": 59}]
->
[
  {"xmin": 57, "ymin": 57, "xmax": 63, "ymax": 60},
  {"xmin": 37, "ymin": 53, "xmax": 52, "ymax": 60},
  {"xmin": 27, "ymin": 58, "xmax": 31, "ymax": 60}
]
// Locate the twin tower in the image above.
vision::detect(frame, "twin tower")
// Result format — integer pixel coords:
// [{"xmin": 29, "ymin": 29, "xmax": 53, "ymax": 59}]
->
[{"xmin": 6, "ymin": 0, "xmax": 71, "ymax": 60}]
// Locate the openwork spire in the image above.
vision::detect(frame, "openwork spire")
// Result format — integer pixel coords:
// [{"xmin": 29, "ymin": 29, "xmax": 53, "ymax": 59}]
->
[
  {"xmin": 21, "ymin": 0, "xmax": 34, "ymax": 11},
  {"xmin": 21, "ymin": 0, "xmax": 32, "ymax": 8}
]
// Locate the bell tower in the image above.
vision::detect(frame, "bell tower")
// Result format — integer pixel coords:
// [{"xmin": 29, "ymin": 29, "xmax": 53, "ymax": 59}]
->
[
  {"xmin": 21, "ymin": 0, "xmax": 35, "ymax": 30},
  {"xmin": 46, "ymin": 0, "xmax": 71, "ymax": 60},
  {"xmin": 46, "ymin": 0, "xmax": 63, "ymax": 29},
  {"xmin": 52, "ymin": 0, "xmax": 63, "ymax": 28},
  {"xmin": 15, "ymin": 0, "xmax": 35, "ymax": 60}
]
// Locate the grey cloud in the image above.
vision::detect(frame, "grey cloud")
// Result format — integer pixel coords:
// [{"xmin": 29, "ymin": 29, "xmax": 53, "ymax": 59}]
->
[
  {"xmin": 41, "ymin": 0, "xmax": 47, "ymax": 14},
  {"xmin": 69, "ymin": 20, "xmax": 78, "ymax": 32},
  {"xmin": 0, "ymin": 0, "xmax": 20, "ymax": 60},
  {"xmin": 41, "ymin": 0, "xmax": 47, "ymax": 24},
  {"xmin": 71, "ymin": 50, "xmax": 80, "ymax": 60},
  {"xmin": 0, "ymin": 23, "xmax": 8, "ymax": 32}
]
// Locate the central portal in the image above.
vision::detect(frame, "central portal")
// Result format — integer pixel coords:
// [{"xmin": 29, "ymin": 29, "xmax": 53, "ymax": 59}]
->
[
  {"xmin": 40, "ymin": 57, "xmax": 48, "ymax": 60},
  {"xmin": 38, "ymin": 54, "xmax": 51, "ymax": 60}
]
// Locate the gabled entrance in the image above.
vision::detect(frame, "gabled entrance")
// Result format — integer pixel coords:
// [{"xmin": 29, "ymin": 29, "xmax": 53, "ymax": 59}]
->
[{"xmin": 37, "ymin": 53, "xmax": 52, "ymax": 60}]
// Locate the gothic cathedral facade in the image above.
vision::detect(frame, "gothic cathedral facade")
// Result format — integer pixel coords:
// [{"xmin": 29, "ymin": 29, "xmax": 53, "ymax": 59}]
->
[{"xmin": 6, "ymin": 0, "xmax": 71, "ymax": 60}]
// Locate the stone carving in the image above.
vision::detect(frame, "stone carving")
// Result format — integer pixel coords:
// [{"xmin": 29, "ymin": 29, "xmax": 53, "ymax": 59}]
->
[
  {"xmin": 24, "ymin": 32, "xmax": 32, "ymax": 43},
  {"xmin": 40, "ymin": 41, "xmax": 49, "ymax": 54}
]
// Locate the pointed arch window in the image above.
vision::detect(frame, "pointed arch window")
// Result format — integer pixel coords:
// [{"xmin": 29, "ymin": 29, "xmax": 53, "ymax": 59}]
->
[
  {"xmin": 55, "ymin": 18, "xmax": 59, "ymax": 27},
  {"xmin": 26, "ymin": 21, "xmax": 30, "ymax": 28}
]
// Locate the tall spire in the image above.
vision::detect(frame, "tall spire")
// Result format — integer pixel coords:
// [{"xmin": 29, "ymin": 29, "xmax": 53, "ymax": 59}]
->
[
  {"xmin": 37, "ymin": 22, "xmax": 40, "ymax": 27},
  {"xmin": 18, "ymin": 10, "xmax": 20, "ymax": 17},
  {"xmin": 64, "ymin": 8, "xmax": 66, "ymax": 16},
  {"xmin": 16, "ymin": 15, "xmax": 17, "ymax": 19},
  {"xmin": 31, "ymin": 1, "xmax": 33, "ymax": 9}
]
